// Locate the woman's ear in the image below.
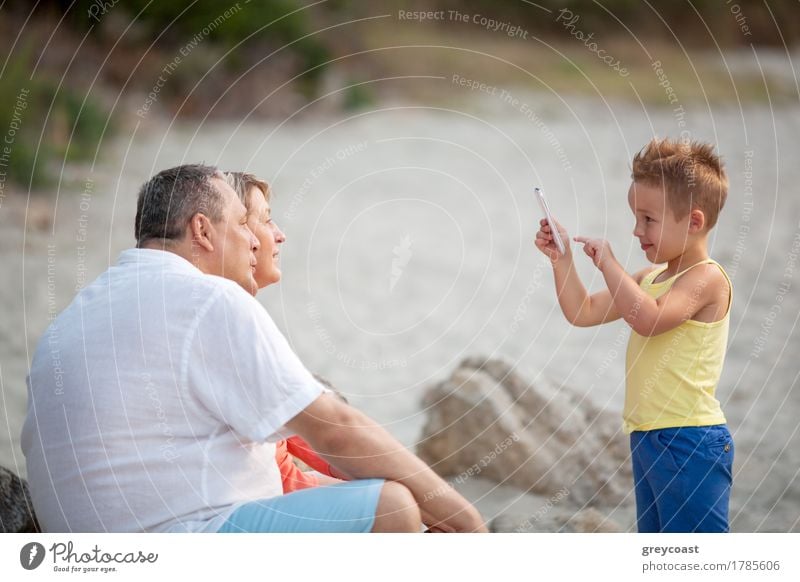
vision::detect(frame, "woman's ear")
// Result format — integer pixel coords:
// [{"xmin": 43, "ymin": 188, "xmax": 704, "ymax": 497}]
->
[
  {"xmin": 189, "ymin": 213, "xmax": 215, "ymax": 252},
  {"xmin": 688, "ymin": 208, "xmax": 706, "ymax": 234}
]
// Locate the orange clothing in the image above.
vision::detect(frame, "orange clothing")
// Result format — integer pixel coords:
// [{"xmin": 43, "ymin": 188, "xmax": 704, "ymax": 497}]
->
[
  {"xmin": 276, "ymin": 436, "xmax": 342, "ymax": 494},
  {"xmin": 275, "ymin": 440, "xmax": 319, "ymax": 493}
]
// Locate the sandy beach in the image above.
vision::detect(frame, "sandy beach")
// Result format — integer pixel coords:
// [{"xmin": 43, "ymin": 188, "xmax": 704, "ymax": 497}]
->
[{"xmin": 1, "ymin": 83, "xmax": 798, "ymax": 531}]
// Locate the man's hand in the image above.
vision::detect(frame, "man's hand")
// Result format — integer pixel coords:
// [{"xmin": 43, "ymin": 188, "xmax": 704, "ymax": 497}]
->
[
  {"xmin": 287, "ymin": 393, "xmax": 487, "ymax": 533},
  {"xmin": 573, "ymin": 236, "xmax": 617, "ymax": 271}
]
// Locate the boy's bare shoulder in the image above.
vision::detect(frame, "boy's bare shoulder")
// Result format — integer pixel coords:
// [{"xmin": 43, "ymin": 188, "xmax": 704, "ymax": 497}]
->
[
  {"xmin": 672, "ymin": 263, "xmax": 731, "ymax": 320},
  {"xmin": 673, "ymin": 262, "xmax": 729, "ymax": 293},
  {"xmin": 632, "ymin": 266, "xmax": 658, "ymax": 284}
]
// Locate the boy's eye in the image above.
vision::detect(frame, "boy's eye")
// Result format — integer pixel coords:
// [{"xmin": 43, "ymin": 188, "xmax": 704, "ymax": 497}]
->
[{"xmin": 645, "ymin": 216, "xmax": 654, "ymax": 222}]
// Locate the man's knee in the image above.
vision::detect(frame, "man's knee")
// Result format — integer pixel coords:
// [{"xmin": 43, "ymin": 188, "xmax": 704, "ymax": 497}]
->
[{"xmin": 371, "ymin": 481, "xmax": 421, "ymax": 532}]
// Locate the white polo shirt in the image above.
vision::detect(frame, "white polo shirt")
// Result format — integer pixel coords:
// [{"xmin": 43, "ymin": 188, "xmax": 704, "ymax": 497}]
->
[{"xmin": 21, "ymin": 249, "xmax": 323, "ymax": 532}]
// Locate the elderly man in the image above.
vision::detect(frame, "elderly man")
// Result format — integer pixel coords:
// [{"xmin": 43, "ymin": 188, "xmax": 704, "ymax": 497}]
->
[{"xmin": 22, "ymin": 164, "xmax": 485, "ymax": 533}]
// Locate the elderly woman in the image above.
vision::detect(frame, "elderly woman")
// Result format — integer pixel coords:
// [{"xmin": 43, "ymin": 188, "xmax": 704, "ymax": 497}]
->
[{"xmin": 223, "ymin": 172, "xmax": 345, "ymax": 492}]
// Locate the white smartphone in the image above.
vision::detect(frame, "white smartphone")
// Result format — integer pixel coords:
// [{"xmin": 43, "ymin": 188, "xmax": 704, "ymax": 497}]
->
[{"xmin": 535, "ymin": 187, "xmax": 565, "ymax": 255}]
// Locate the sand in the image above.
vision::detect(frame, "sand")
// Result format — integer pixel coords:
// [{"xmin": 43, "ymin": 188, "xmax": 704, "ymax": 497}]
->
[{"xmin": 1, "ymin": 88, "xmax": 798, "ymax": 531}]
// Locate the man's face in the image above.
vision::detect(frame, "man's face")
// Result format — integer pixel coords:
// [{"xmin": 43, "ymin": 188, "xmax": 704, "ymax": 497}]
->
[{"xmin": 210, "ymin": 177, "xmax": 260, "ymax": 294}]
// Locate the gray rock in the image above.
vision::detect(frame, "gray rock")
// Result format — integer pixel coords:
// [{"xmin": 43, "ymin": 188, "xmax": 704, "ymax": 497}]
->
[
  {"xmin": 0, "ymin": 466, "xmax": 39, "ymax": 533},
  {"xmin": 417, "ymin": 356, "xmax": 633, "ymax": 505},
  {"xmin": 491, "ymin": 507, "xmax": 624, "ymax": 533}
]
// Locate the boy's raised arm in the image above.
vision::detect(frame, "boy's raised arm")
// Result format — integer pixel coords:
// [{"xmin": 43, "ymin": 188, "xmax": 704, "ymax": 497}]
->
[
  {"xmin": 574, "ymin": 236, "xmax": 719, "ymax": 337},
  {"xmin": 536, "ymin": 219, "xmax": 622, "ymax": 327}
]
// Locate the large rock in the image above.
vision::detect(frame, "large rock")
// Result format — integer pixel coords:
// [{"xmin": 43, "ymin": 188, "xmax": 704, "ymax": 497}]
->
[
  {"xmin": 417, "ymin": 356, "xmax": 632, "ymax": 505},
  {"xmin": 0, "ymin": 466, "xmax": 39, "ymax": 533},
  {"xmin": 490, "ymin": 507, "xmax": 624, "ymax": 533}
]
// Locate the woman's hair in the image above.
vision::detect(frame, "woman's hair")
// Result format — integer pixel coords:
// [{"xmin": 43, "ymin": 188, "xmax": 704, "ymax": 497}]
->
[{"xmin": 223, "ymin": 171, "xmax": 271, "ymax": 212}]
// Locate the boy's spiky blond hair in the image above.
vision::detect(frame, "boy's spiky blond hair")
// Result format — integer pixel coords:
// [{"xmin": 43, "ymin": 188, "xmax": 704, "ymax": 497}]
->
[{"xmin": 632, "ymin": 137, "xmax": 728, "ymax": 230}]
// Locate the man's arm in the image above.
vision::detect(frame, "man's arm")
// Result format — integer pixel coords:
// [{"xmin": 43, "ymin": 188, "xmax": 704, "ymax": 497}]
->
[{"xmin": 285, "ymin": 393, "xmax": 487, "ymax": 533}]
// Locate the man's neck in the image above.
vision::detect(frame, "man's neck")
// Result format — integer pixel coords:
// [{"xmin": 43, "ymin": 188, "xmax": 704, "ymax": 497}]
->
[
  {"xmin": 138, "ymin": 238, "xmax": 175, "ymax": 251},
  {"xmin": 139, "ymin": 238, "xmax": 200, "ymax": 268}
]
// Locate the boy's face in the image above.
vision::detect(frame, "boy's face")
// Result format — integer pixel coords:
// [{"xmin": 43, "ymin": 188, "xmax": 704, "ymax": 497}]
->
[{"xmin": 627, "ymin": 181, "xmax": 692, "ymax": 264}]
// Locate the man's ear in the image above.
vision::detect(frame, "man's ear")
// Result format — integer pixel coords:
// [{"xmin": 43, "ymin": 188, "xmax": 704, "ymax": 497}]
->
[
  {"xmin": 688, "ymin": 208, "xmax": 706, "ymax": 234},
  {"xmin": 189, "ymin": 213, "xmax": 215, "ymax": 252}
]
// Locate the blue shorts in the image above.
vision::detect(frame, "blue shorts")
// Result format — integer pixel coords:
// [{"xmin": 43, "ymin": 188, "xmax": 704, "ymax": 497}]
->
[
  {"xmin": 630, "ymin": 425, "xmax": 733, "ymax": 533},
  {"xmin": 216, "ymin": 479, "xmax": 385, "ymax": 533}
]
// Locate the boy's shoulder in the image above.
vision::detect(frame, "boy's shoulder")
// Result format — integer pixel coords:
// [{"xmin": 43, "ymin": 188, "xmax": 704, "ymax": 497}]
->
[
  {"xmin": 674, "ymin": 260, "xmax": 730, "ymax": 292},
  {"xmin": 672, "ymin": 261, "xmax": 732, "ymax": 318},
  {"xmin": 632, "ymin": 265, "xmax": 658, "ymax": 285},
  {"xmin": 639, "ymin": 260, "xmax": 730, "ymax": 293}
]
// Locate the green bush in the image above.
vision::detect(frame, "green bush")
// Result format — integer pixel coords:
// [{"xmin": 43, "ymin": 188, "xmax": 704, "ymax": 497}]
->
[
  {"xmin": 70, "ymin": 0, "xmax": 330, "ymax": 86},
  {"xmin": 0, "ymin": 45, "xmax": 113, "ymax": 189},
  {"xmin": 343, "ymin": 80, "xmax": 375, "ymax": 112}
]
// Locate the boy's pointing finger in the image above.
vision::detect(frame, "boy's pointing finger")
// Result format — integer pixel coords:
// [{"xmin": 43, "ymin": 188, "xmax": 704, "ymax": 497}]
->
[{"xmin": 573, "ymin": 236, "xmax": 589, "ymax": 244}]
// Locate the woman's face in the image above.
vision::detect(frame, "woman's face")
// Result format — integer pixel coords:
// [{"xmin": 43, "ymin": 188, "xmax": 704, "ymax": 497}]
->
[{"xmin": 246, "ymin": 186, "xmax": 286, "ymax": 289}]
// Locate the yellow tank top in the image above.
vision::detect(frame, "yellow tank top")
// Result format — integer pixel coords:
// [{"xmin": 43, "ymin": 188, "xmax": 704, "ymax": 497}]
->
[{"xmin": 623, "ymin": 258, "xmax": 731, "ymax": 434}]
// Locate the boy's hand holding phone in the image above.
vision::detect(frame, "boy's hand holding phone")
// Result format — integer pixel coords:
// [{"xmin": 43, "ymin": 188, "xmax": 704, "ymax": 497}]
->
[
  {"xmin": 533, "ymin": 187, "xmax": 570, "ymax": 262},
  {"xmin": 535, "ymin": 218, "xmax": 571, "ymax": 262}
]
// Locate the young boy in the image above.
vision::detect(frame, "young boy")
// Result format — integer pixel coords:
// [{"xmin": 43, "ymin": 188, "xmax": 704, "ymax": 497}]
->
[{"xmin": 535, "ymin": 137, "xmax": 734, "ymax": 532}]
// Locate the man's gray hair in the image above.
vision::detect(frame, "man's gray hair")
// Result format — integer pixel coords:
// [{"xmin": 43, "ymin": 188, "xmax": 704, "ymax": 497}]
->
[{"xmin": 135, "ymin": 164, "xmax": 225, "ymax": 246}]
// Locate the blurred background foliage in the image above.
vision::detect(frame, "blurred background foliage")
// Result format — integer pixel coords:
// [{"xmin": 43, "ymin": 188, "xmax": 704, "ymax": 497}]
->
[
  {"xmin": 0, "ymin": 43, "xmax": 111, "ymax": 189},
  {"xmin": 0, "ymin": 0, "xmax": 797, "ymax": 189}
]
